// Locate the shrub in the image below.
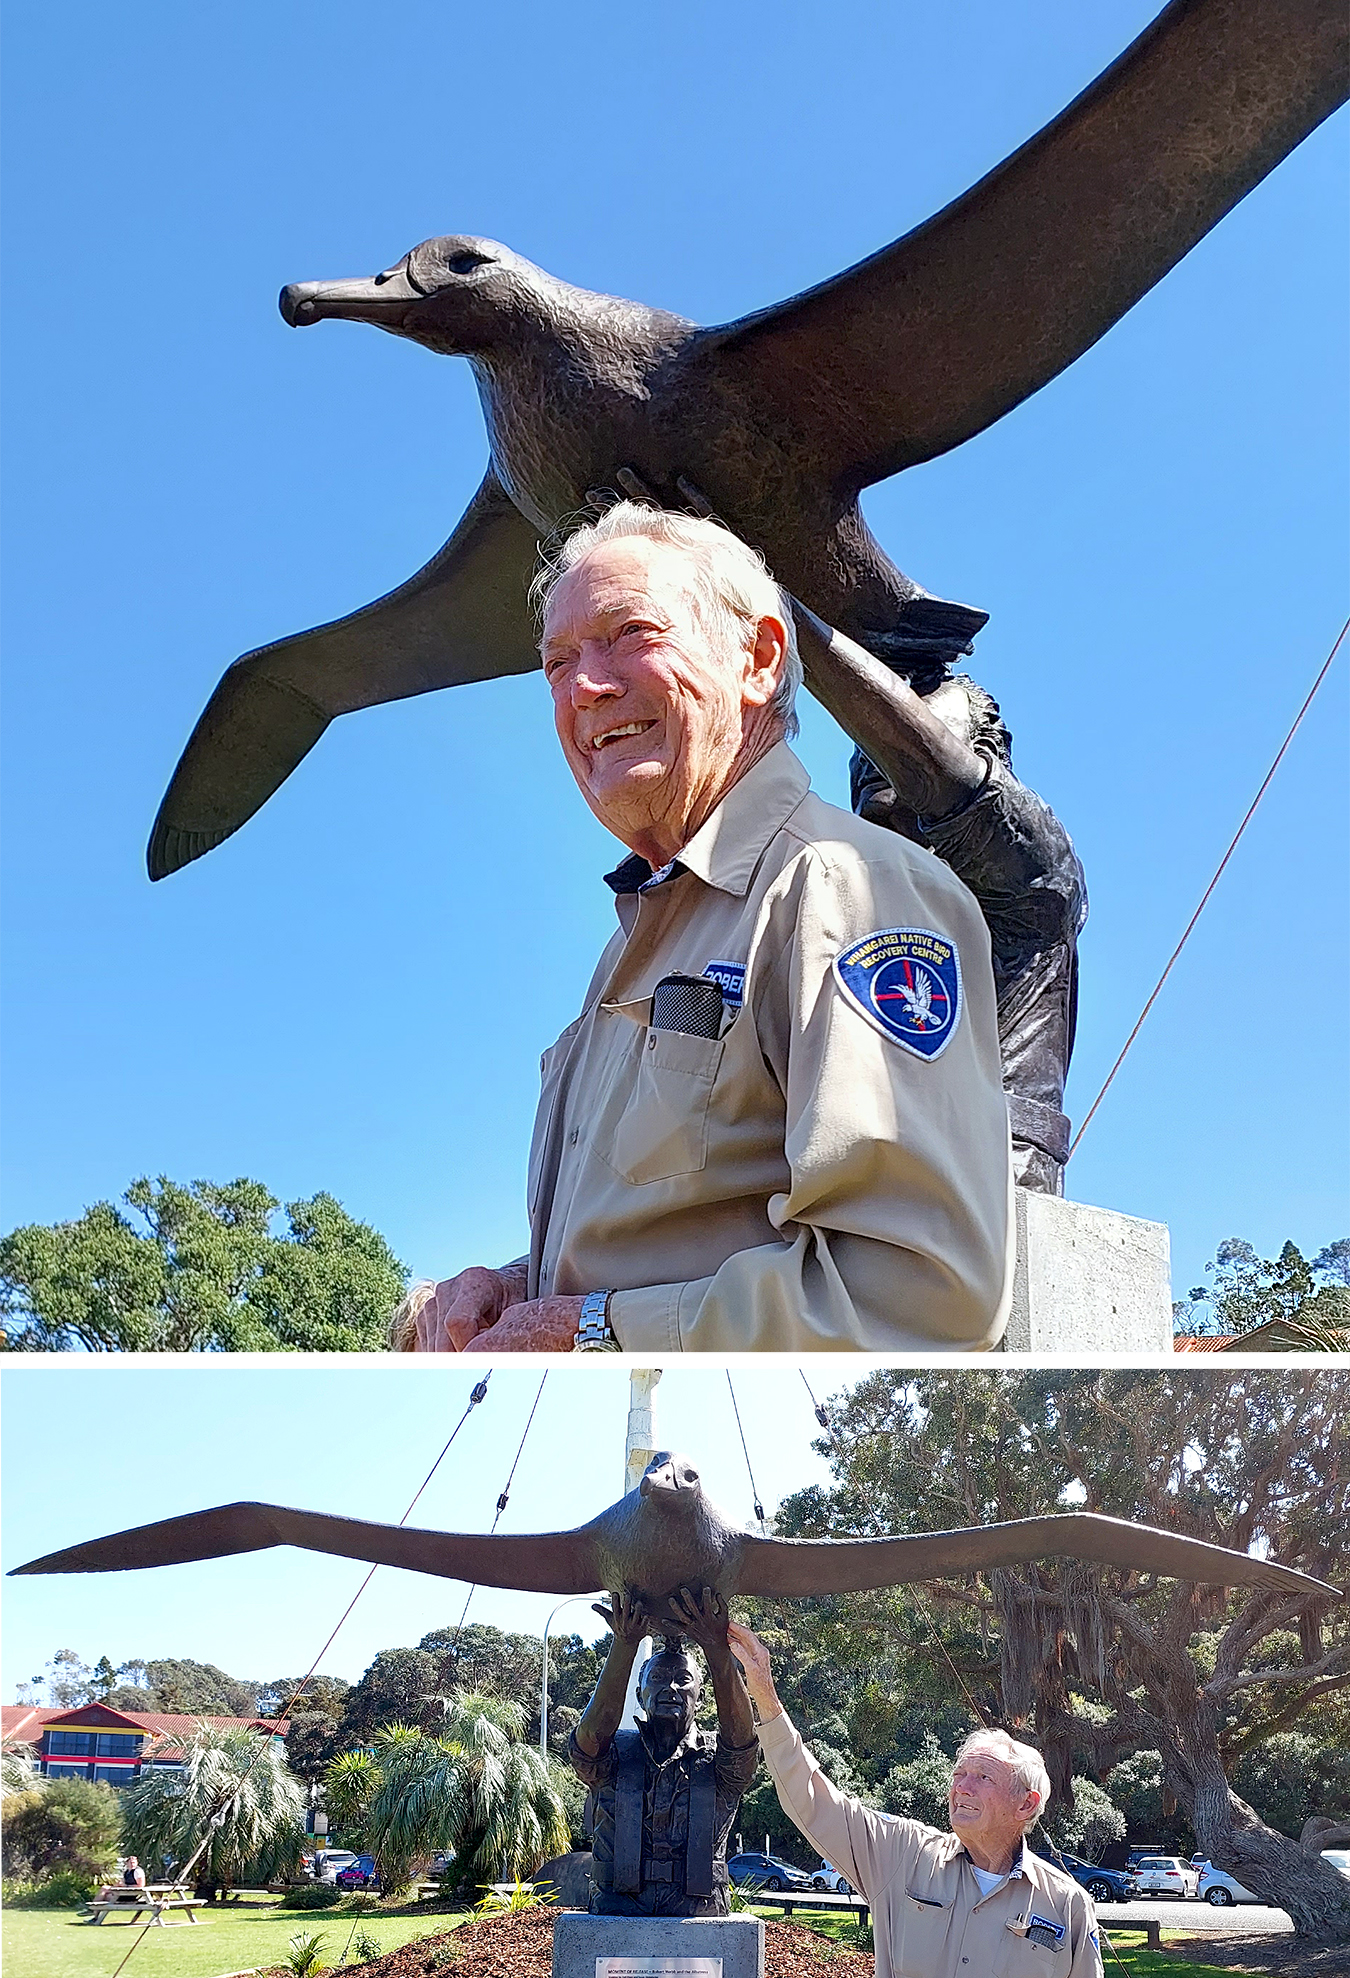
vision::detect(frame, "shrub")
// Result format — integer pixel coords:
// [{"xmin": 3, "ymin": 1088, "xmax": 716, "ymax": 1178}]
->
[
  {"xmin": 0, "ymin": 1778, "xmax": 120, "ymax": 1883},
  {"xmin": 348, "ymin": 1926, "xmax": 383, "ymax": 1962},
  {"xmin": 282, "ymin": 1882, "xmax": 343, "ymax": 1909},
  {"xmin": 2, "ymin": 1866, "xmax": 98, "ymax": 1907}
]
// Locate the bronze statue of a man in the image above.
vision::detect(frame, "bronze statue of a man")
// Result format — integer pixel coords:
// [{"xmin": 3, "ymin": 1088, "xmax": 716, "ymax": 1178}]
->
[{"xmin": 569, "ymin": 1586, "xmax": 759, "ymax": 1917}]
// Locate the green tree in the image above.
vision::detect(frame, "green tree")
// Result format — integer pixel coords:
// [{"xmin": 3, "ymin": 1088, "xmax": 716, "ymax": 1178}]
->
[
  {"xmin": 0, "ymin": 1176, "xmax": 407, "ymax": 1352},
  {"xmin": 333, "ymin": 1695, "xmax": 571, "ymax": 1891},
  {"xmin": 1, "ymin": 1778, "xmax": 121, "ymax": 1884},
  {"xmin": 1043, "ymin": 1777, "xmax": 1125, "ymax": 1861},
  {"xmin": 757, "ymin": 1370, "xmax": 1350, "ymax": 1941},
  {"xmin": 880, "ymin": 1732, "xmax": 953, "ymax": 1828},
  {"xmin": 1174, "ymin": 1237, "xmax": 1350, "ymax": 1343},
  {"xmin": 120, "ymin": 1725, "xmax": 305, "ymax": 1893},
  {"xmin": 103, "ymin": 1656, "xmax": 261, "ymax": 1717}
]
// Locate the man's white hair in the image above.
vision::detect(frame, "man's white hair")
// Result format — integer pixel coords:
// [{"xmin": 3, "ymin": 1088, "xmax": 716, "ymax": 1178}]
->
[
  {"xmin": 530, "ymin": 500, "xmax": 802, "ymax": 739},
  {"xmin": 955, "ymin": 1730, "xmax": 1052, "ymax": 1826}
]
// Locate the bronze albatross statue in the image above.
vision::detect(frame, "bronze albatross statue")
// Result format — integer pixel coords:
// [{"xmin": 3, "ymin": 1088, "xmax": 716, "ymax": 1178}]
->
[
  {"xmin": 147, "ymin": 0, "xmax": 1348, "ymax": 880},
  {"xmin": 12, "ymin": 1451, "xmax": 1337, "ymax": 1616}
]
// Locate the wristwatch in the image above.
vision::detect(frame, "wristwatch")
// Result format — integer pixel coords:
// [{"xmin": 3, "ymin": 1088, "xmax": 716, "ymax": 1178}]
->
[{"xmin": 574, "ymin": 1289, "xmax": 621, "ymax": 1352}]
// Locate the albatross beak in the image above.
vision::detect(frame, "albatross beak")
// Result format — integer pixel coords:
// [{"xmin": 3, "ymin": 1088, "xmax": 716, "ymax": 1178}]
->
[{"xmin": 279, "ymin": 263, "xmax": 421, "ymax": 331}]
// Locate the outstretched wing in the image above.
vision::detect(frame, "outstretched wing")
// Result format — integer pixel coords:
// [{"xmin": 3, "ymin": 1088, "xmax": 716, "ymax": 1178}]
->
[
  {"xmin": 707, "ymin": 0, "xmax": 1348, "ymax": 488},
  {"xmin": 147, "ymin": 471, "xmax": 541, "ymax": 880},
  {"xmin": 10, "ymin": 1502, "xmax": 603, "ymax": 1596},
  {"xmin": 735, "ymin": 1513, "xmax": 1337, "ymax": 1599}
]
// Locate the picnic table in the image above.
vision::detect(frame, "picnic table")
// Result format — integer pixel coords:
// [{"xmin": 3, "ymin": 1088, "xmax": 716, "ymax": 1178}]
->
[{"xmin": 85, "ymin": 1882, "xmax": 205, "ymax": 1927}]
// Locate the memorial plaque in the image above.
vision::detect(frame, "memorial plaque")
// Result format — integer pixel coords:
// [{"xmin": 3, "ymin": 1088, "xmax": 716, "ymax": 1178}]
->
[{"xmin": 596, "ymin": 1961, "xmax": 721, "ymax": 1978}]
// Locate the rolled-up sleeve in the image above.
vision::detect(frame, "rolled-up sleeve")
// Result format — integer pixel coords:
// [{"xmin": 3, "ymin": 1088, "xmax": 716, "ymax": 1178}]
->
[{"xmin": 610, "ymin": 839, "xmax": 1013, "ymax": 1352}]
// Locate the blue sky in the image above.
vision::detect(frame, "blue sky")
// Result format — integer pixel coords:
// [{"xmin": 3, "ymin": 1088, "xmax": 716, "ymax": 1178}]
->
[
  {"xmin": 2, "ymin": 1, "xmax": 1346, "ymax": 1305},
  {"xmin": 1, "ymin": 1362, "xmax": 840, "ymax": 1693}
]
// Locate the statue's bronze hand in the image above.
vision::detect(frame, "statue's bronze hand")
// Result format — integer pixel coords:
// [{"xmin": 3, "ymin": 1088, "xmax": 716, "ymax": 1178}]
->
[
  {"xmin": 666, "ymin": 1583, "xmax": 729, "ymax": 1650},
  {"xmin": 593, "ymin": 1587, "xmax": 648, "ymax": 1648}
]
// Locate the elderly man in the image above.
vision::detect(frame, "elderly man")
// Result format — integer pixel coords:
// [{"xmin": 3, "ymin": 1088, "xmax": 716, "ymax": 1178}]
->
[
  {"xmin": 411, "ymin": 502, "xmax": 1012, "ymax": 1351},
  {"xmin": 726, "ymin": 1622, "xmax": 1102, "ymax": 1978}
]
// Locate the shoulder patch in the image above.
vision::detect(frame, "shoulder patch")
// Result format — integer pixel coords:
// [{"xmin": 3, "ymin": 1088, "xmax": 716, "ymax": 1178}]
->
[
  {"xmin": 833, "ymin": 927, "xmax": 963, "ymax": 1060},
  {"xmin": 703, "ymin": 959, "xmax": 746, "ymax": 1009}
]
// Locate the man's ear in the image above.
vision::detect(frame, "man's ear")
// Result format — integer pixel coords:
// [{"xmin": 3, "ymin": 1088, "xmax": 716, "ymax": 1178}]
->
[{"xmin": 742, "ymin": 614, "xmax": 788, "ymax": 708}]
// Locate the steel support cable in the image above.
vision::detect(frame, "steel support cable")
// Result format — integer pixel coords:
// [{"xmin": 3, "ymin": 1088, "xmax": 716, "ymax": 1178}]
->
[
  {"xmin": 1067, "ymin": 614, "xmax": 1349, "ymax": 1162},
  {"xmin": 726, "ymin": 1372, "xmax": 767, "ymax": 1529},
  {"xmin": 797, "ymin": 1372, "xmax": 990, "ymax": 1730},
  {"xmin": 449, "ymin": 1371, "xmax": 549, "ymax": 1644},
  {"xmin": 798, "ymin": 1375, "xmax": 1137, "ymax": 1976},
  {"xmin": 107, "ymin": 1373, "xmax": 494, "ymax": 1978}
]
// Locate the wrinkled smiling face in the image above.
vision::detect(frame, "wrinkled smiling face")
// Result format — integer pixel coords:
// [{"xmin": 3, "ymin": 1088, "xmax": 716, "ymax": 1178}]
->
[
  {"xmin": 541, "ymin": 537, "xmax": 756, "ymax": 855},
  {"xmin": 639, "ymin": 1652, "xmax": 702, "ymax": 1739}
]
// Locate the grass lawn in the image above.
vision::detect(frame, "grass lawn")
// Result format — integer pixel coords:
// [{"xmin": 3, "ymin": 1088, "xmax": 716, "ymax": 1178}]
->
[
  {"xmin": 0, "ymin": 1896, "xmax": 470, "ymax": 1978},
  {"xmin": 762, "ymin": 1906, "xmax": 1253, "ymax": 1977}
]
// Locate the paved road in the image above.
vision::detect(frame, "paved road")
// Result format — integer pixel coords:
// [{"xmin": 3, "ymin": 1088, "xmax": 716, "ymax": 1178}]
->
[{"xmin": 1096, "ymin": 1897, "xmax": 1293, "ymax": 1936}]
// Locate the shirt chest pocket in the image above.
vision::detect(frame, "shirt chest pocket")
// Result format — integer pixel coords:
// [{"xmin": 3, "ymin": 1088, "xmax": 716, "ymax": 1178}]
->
[
  {"xmin": 894, "ymin": 1891, "xmax": 951, "ymax": 1975},
  {"xmin": 993, "ymin": 1925, "xmax": 1066, "ymax": 1976},
  {"xmin": 599, "ymin": 1029, "xmax": 725, "ymax": 1185}
]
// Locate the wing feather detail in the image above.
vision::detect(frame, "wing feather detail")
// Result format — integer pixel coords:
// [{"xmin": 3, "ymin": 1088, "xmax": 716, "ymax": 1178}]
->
[
  {"xmin": 11, "ymin": 1502, "xmax": 603, "ymax": 1597},
  {"xmin": 707, "ymin": 0, "xmax": 1349, "ymax": 488},
  {"xmin": 147, "ymin": 471, "xmax": 541, "ymax": 879},
  {"xmin": 734, "ymin": 1514, "xmax": 1336, "ymax": 1599}
]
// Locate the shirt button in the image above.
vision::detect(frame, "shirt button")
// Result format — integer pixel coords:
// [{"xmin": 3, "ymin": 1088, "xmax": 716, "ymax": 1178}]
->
[
  {"xmin": 568, "ymin": 1127, "xmax": 579, "ymax": 1145},
  {"xmin": 648, "ymin": 1034, "xmax": 657, "ymax": 1050}
]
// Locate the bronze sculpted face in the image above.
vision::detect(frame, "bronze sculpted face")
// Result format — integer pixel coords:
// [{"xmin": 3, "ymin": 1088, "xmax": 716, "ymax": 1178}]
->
[{"xmin": 638, "ymin": 1646, "xmax": 703, "ymax": 1751}]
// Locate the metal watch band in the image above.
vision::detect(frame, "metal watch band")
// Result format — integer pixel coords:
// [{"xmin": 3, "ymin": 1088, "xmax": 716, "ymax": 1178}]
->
[{"xmin": 574, "ymin": 1289, "xmax": 620, "ymax": 1352}]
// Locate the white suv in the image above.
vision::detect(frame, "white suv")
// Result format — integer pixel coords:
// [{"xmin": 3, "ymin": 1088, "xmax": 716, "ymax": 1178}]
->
[{"xmin": 1197, "ymin": 1865, "xmax": 1260, "ymax": 1906}]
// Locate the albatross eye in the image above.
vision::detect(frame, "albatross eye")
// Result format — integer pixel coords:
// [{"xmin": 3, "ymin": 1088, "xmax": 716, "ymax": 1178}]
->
[{"xmin": 446, "ymin": 252, "xmax": 489, "ymax": 275}]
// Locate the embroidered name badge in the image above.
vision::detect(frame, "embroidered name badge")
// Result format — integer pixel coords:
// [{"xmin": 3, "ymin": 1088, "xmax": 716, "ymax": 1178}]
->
[
  {"xmin": 703, "ymin": 960, "xmax": 746, "ymax": 1009},
  {"xmin": 833, "ymin": 927, "xmax": 963, "ymax": 1060},
  {"xmin": 1027, "ymin": 1913, "xmax": 1065, "ymax": 1949}
]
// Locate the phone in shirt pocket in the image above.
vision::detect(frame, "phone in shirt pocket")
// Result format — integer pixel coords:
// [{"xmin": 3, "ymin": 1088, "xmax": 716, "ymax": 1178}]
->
[{"xmin": 601, "ymin": 1026, "xmax": 725, "ymax": 1185}]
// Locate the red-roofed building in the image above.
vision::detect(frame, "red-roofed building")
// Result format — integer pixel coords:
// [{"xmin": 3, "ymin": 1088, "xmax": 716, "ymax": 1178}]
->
[{"xmin": 0, "ymin": 1701, "xmax": 288, "ymax": 1788}]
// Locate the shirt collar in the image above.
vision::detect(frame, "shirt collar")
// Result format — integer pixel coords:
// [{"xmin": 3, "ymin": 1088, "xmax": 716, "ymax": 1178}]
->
[
  {"xmin": 958, "ymin": 1836, "xmax": 1032, "ymax": 1882},
  {"xmin": 601, "ymin": 742, "xmax": 811, "ymax": 900}
]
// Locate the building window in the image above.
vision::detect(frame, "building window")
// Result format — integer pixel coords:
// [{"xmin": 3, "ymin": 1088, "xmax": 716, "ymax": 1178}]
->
[
  {"xmin": 94, "ymin": 1766, "xmax": 133, "ymax": 1787},
  {"xmin": 95, "ymin": 1735, "xmax": 141, "ymax": 1757},
  {"xmin": 43, "ymin": 1763, "xmax": 91, "ymax": 1780},
  {"xmin": 47, "ymin": 1732, "xmax": 98, "ymax": 1757}
]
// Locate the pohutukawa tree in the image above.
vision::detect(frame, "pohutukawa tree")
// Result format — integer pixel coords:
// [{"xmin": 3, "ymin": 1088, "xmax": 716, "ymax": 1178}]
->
[{"xmin": 760, "ymin": 1370, "xmax": 1350, "ymax": 1942}]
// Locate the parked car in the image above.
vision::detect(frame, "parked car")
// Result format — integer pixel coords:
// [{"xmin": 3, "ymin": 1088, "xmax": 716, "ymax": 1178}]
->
[
  {"xmin": 1196, "ymin": 1865, "xmax": 1260, "ymax": 1907},
  {"xmin": 1035, "ymin": 1847, "xmax": 1137, "ymax": 1905},
  {"xmin": 727, "ymin": 1851, "xmax": 810, "ymax": 1892},
  {"xmin": 810, "ymin": 1860, "xmax": 854, "ymax": 1894},
  {"xmin": 312, "ymin": 1849, "xmax": 362, "ymax": 1886},
  {"xmin": 1131, "ymin": 1855, "xmax": 1200, "ymax": 1899},
  {"xmin": 335, "ymin": 1854, "xmax": 380, "ymax": 1891},
  {"xmin": 1324, "ymin": 1851, "xmax": 1350, "ymax": 1882}
]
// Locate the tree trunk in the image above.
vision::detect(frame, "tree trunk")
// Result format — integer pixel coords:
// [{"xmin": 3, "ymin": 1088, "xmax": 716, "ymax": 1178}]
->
[{"xmin": 1185, "ymin": 1765, "xmax": 1350, "ymax": 1942}]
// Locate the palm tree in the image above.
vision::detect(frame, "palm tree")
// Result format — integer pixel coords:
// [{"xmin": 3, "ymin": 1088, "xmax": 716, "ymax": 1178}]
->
[
  {"xmin": 121, "ymin": 1725, "xmax": 306, "ymax": 1893},
  {"xmin": 331, "ymin": 1692, "xmax": 572, "ymax": 1893}
]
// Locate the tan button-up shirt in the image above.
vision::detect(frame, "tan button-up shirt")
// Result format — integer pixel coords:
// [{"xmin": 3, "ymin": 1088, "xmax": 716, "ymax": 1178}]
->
[
  {"xmin": 526, "ymin": 742, "xmax": 1013, "ymax": 1350},
  {"xmin": 759, "ymin": 1711, "xmax": 1104, "ymax": 1978}
]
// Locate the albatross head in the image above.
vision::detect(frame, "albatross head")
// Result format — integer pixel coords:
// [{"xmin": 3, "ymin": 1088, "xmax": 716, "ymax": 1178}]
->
[{"xmin": 279, "ymin": 235, "xmax": 541, "ymax": 354}]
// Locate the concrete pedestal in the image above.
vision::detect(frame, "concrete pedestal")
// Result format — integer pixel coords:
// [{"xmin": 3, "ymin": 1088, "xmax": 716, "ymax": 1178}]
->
[
  {"xmin": 1002, "ymin": 1189, "xmax": 1172, "ymax": 1353},
  {"xmin": 552, "ymin": 1911, "xmax": 765, "ymax": 1978}
]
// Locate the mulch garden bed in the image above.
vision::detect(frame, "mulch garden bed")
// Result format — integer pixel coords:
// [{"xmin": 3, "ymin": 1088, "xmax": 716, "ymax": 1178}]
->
[
  {"xmin": 1145, "ymin": 1929, "xmax": 1350, "ymax": 1976},
  {"xmin": 288, "ymin": 1907, "xmax": 874, "ymax": 1977}
]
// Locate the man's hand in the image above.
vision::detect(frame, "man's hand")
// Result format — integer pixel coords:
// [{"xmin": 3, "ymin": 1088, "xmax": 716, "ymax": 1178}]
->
[
  {"xmin": 462, "ymin": 1294, "xmax": 585, "ymax": 1353},
  {"xmin": 667, "ymin": 1585, "xmax": 730, "ymax": 1657},
  {"xmin": 413, "ymin": 1260, "xmax": 529, "ymax": 1352},
  {"xmin": 593, "ymin": 1588, "xmax": 649, "ymax": 1648},
  {"xmin": 726, "ymin": 1621, "xmax": 781, "ymax": 1722}
]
